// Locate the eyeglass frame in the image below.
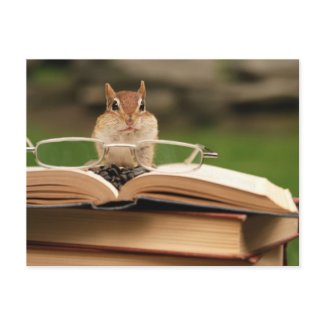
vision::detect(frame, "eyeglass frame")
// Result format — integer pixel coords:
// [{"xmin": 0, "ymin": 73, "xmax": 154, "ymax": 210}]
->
[{"xmin": 26, "ymin": 137, "xmax": 218, "ymax": 172}]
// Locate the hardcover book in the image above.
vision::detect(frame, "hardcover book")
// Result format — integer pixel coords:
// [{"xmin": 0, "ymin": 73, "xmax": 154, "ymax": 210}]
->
[
  {"xmin": 27, "ymin": 244, "xmax": 286, "ymax": 266},
  {"xmin": 27, "ymin": 207, "xmax": 298, "ymax": 260}
]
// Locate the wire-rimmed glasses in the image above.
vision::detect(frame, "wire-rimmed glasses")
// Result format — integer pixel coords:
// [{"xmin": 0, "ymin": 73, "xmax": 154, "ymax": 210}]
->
[{"xmin": 26, "ymin": 137, "xmax": 218, "ymax": 173}]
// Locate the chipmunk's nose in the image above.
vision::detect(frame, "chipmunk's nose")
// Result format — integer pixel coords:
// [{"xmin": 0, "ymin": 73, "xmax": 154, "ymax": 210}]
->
[{"xmin": 126, "ymin": 116, "xmax": 134, "ymax": 126}]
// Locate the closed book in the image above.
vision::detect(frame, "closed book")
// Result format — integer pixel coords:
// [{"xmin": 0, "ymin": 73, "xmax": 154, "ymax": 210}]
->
[
  {"xmin": 27, "ymin": 244, "xmax": 285, "ymax": 266},
  {"xmin": 27, "ymin": 207, "xmax": 298, "ymax": 260}
]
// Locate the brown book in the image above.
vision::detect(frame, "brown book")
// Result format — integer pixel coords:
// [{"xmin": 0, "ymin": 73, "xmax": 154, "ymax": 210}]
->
[
  {"xmin": 27, "ymin": 244, "xmax": 285, "ymax": 266},
  {"xmin": 27, "ymin": 164, "xmax": 298, "ymax": 214},
  {"xmin": 27, "ymin": 207, "xmax": 298, "ymax": 259}
]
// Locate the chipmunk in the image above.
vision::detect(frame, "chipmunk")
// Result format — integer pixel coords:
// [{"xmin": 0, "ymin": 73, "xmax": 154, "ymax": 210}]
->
[{"xmin": 92, "ymin": 81, "xmax": 158, "ymax": 167}]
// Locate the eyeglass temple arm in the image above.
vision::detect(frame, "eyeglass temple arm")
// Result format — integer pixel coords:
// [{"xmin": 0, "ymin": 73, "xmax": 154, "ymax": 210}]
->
[
  {"xmin": 183, "ymin": 146, "xmax": 218, "ymax": 164},
  {"xmin": 203, "ymin": 147, "xmax": 219, "ymax": 158},
  {"xmin": 184, "ymin": 148, "xmax": 200, "ymax": 164},
  {"xmin": 26, "ymin": 137, "xmax": 36, "ymax": 153}
]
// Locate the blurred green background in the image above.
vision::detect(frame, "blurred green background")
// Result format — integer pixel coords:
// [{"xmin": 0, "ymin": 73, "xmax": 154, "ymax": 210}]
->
[{"xmin": 27, "ymin": 59, "xmax": 299, "ymax": 265}]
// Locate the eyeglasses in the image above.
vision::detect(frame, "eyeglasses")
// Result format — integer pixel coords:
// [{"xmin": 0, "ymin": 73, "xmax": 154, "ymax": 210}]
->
[{"xmin": 26, "ymin": 137, "xmax": 218, "ymax": 173}]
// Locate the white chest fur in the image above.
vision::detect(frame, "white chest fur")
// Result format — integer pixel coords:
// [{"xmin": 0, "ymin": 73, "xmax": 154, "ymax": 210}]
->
[{"xmin": 94, "ymin": 127, "xmax": 158, "ymax": 167}]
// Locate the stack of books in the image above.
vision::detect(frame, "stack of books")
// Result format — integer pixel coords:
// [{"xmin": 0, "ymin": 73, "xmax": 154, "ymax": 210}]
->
[{"xmin": 27, "ymin": 164, "xmax": 299, "ymax": 266}]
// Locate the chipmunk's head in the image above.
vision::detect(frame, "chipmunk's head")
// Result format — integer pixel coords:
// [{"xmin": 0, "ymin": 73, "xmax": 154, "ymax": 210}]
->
[
  {"xmin": 93, "ymin": 81, "xmax": 158, "ymax": 166},
  {"xmin": 104, "ymin": 81, "xmax": 154, "ymax": 133}
]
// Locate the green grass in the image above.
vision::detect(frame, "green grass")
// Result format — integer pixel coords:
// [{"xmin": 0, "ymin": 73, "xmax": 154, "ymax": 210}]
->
[
  {"xmin": 29, "ymin": 66, "xmax": 71, "ymax": 86},
  {"xmin": 160, "ymin": 128, "xmax": 299, "ymax": 196},
  {"xmin": 27, "ymin": 126, "xmax": 299, "ymax": 265}
]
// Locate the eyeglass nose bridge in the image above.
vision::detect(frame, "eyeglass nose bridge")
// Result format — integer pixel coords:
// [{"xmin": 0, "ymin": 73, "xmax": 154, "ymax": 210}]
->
[{"xmin": 103, "ymin": 143, "xmax": 137, "ymax": 150}]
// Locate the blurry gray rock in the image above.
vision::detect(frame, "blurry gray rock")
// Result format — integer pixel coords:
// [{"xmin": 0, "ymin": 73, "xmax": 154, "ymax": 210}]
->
[
  {"xmin": 27, "ymin": 59, "xmax": 299, "ymax": 133},
  {"xmin": 113, "ymin": 60, "xmax": 218, "ymax": 89},
  {"xmin": 230, "ymin": 60, "xmax": 299, "ymax": 79}
]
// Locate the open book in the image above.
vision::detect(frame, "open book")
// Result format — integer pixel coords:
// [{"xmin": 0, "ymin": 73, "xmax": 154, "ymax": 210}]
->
[{"xmin": 27, "ymin": 164, "xmax": 298, "ymax": 214}]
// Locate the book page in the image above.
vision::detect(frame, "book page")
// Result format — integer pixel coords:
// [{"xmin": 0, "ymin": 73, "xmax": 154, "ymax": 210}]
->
[
  {"xmin": 120, "ymin": 164, "xmax": 297, "ymax": 213},
  {"xmin": 142, "ymin": 164, "xmax": 269, "ymax": 195},
  {"xmin": 27, "ymin": 167, "xmax": 119, "ymax": 204},
  {"xmin": 265, "ymin": 182, "xmax": 298, "ymax": 213}
]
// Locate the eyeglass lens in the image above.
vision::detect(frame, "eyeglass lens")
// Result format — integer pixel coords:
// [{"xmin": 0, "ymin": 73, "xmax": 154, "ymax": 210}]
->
[
  {"xmin": 36, "ymin": 140, "xmax": 100, "ymax": 167},
  {"xmin": 136, "ymin": 142, "xmax": 202, "ymax": 172}
]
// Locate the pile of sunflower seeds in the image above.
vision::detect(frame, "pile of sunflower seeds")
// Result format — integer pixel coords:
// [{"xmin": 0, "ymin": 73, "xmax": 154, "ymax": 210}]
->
[{"xmin": 90, "ymin": 164, "xmax": 149, "ymax": 190}]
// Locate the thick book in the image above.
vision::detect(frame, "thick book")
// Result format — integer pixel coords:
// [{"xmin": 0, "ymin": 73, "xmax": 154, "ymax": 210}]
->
[
  {"xmin": 27, "ymin": 164, "xmax": 298, "ymax": 215},
  {"xmin": 27, "ymin": 244, "xmax": 285, "ymax": 266},
  {"xmin": 27, "ymin": 207, "xmax": 298, "ymax": 259}
]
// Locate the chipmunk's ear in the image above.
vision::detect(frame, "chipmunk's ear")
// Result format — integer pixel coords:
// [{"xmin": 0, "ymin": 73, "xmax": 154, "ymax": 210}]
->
[
  {"xmin": 138, "ymin": 80, "xmax": 146, "ymax": 99},
  {"xmin": 105, "ymin": 83, "xmax": 116, "ymax": 107}
]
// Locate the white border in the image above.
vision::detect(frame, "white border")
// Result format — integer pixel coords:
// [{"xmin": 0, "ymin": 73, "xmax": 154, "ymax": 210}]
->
[{"xmin": 1, "ymin": 1, "xmax": 325, "ymax": 324}]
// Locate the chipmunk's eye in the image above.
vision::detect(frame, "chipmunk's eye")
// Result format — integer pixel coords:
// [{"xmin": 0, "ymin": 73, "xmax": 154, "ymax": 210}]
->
[
  {"xmin": 112, "ymin": 100, "xmax": 119, "ymax": 111},
  {"xmin": 139, "ymin": 100, "xmax": 145, "ymax": 112}
]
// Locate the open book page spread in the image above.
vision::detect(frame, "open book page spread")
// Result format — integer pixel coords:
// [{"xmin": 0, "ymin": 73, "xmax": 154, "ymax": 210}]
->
[{"xmin": 27, "ymin": 165, "xmax": 297, "ymax": 213}]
